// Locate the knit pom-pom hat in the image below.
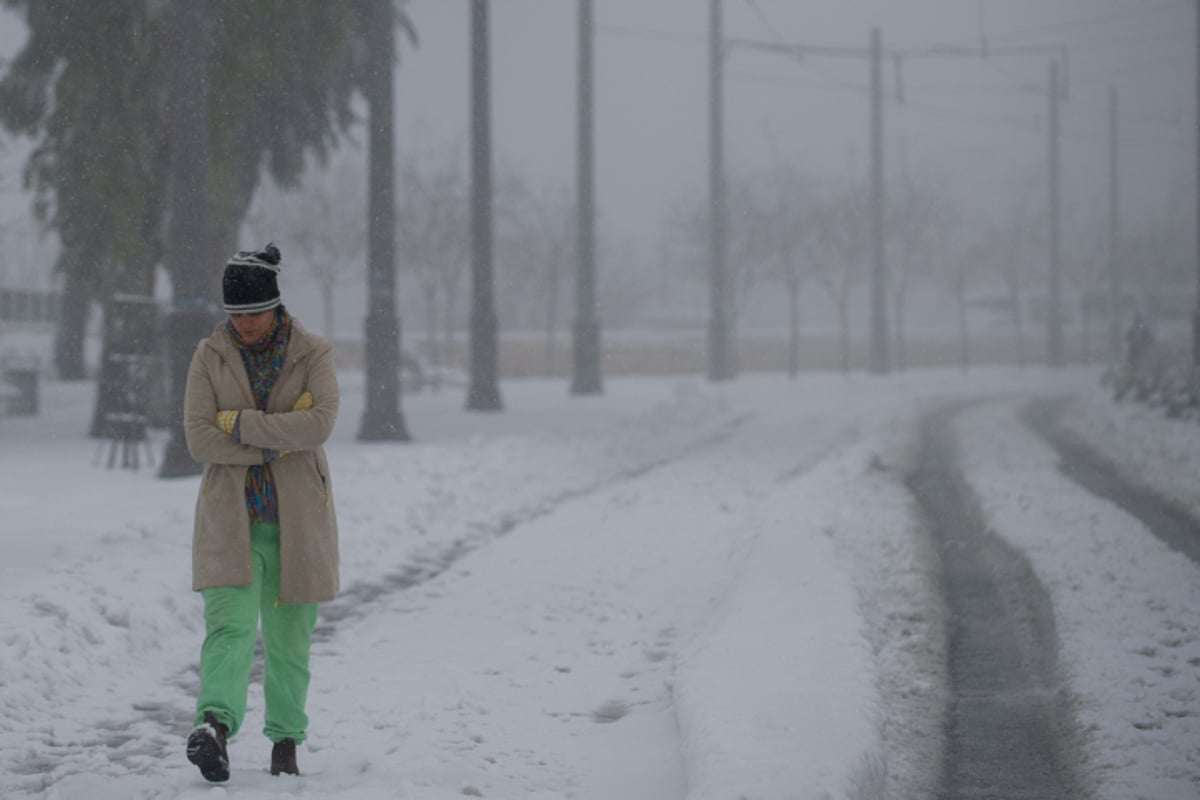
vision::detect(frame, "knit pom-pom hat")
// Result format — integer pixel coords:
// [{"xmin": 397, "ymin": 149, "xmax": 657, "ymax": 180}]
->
[{"xmin": 223, "ymin": 242, "xmax": 282, "ymax": 314}]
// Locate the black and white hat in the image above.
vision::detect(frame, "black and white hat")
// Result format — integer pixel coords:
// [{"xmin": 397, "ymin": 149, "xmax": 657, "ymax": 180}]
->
[{"xmin": 222, "ymin": 243, "xmax": 282, "ymax": 314}]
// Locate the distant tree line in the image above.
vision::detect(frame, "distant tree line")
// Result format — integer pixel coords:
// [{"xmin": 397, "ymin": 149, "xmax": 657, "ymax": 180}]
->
[
  {"xmin": 660, "ymin": 163, "xmax": 961, "ymax": 376},
  {"xmin": 658, "ymin": 158, "xmax": 1196, "ymax": 375}
]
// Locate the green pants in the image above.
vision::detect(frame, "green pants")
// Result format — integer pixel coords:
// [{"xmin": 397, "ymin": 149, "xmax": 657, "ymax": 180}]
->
[{"xmin": 194, "ymin": 522, "xmax": 319, "ymax": 743}]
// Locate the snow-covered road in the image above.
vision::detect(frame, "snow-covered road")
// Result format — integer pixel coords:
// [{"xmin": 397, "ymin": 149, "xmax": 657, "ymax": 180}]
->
[{"xmin": 1, "ymin": 367, "xmax": 1197, "ymax": 799}]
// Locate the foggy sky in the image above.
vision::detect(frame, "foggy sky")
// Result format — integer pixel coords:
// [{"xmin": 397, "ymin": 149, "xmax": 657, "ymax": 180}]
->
[
  {"xmin": 0, "ymin": 1, "xmax": 1193, "ymax": 288},
  {"xmin": 393, "ymin": 0, "xmax": 1193, "ymax": 242}
]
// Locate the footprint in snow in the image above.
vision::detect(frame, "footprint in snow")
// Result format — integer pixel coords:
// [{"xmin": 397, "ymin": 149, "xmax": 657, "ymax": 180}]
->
[{"xmin": 592, "ymin": 700, "xmax": 629, "ymax": 723}]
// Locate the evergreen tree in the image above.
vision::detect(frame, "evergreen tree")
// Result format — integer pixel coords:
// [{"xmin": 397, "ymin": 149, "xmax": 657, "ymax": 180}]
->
[
  {"xmin": 0, "ymin": 1, "xmax": 171, "ymax": 378},
  {"xmin": 0, "ymin": 0, "xmax": 415, "ymax": 418}
]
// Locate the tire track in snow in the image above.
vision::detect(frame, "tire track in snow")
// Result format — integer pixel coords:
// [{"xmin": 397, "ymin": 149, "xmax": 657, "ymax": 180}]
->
[
  {"xmin": 907, "ymin": 402, "xmax": 1087, "ymax": 800},
  {"xmin": 1023, "ymin": 397, "xmax": 1200, "ymax": 567}
]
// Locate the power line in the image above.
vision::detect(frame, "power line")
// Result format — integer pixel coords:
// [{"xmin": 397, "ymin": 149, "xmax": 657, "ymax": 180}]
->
[
  {"xmin": 724, "ymin": 67, "xmax": 1190, "ymax": 152},
  {"xmin": 735, "ymin": 1, "xmax": 875, "ymax": 94},
  {"xmin": 726, "ymin": 69, "xmax": 866, "ymax": 96},
  {"xmin": 602, "ymin": 20, "xmax": 1178, "ymax": 140},
  {"xmin": 731, "ymin": 64, "xmax": 1190, "ymax": 138},
  {"xmin": 727, "ymin": 32, "xmax": 1071, "ymax": 108},
  {"xmin": 601, "ymin": 8, "xmax": 1186, "ymax": 59},
  {"xmin": 936, "ymin": 0, "xmax": 1180, "ymax": 49},
  {"xmin": 727, "ymin": 35, "xmax": 1069, "ymax": 66},
  {"xmin": 895, "ymin": 81, "xmax": 1044, "ymax": 96},
  {"xmin": 595, "ymin": 24, "xmax": 702, "ymax": 48}
]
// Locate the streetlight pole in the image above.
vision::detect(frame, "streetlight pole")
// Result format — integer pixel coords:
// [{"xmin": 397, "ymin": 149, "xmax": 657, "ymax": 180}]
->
[
  {"xmin": 1193, "ymin": 0, "xmax": 1200, "ymax": 369},
  {"xmin": 869, "ymin": 27, "xmax": 890, "ymax": 375},
  {"xmin": 359, "ymin": 0, "xmax": 410, "ymax": 441},
  {"xmin": 571, "ymin": 0, "xmax": 602, "ymax": 395},
  {"xmin": 1107, "ymin": 85, "xmax": 1121, "ymax": 364},
  {"xmin": 1047, "ymin": 59, "xmax": 1064, "ymax": 367},
  {"xmin": 160, "ymin": 0, "xmax": 213, "ymax": 478},
  {"xmin": 467, "ymin": 0, "xmax": 503, "ymax": 410},
  {"xmin": 708, "ymin": 0, "xmax": 734, "ymax": 381}
]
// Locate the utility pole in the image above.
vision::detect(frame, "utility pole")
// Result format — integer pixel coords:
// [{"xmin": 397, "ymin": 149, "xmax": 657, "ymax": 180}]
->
[
  {"xmin": 708, "ymin": 0, "xmax": 735, "ymax": 381},
  {"xmin": 1194, "ymin": 0, "xmax": 1200, "ymax": 369},
  {"xmin": 359, "ymin": 0, "xmax": 410, "ymax": 441},
  {"xmin": 467, "ymin": 0, "xmax": 503, "ymax": 410},
  {"xmin": 1047, "ymin": 59, "xmax": 1064, "ymax": 367},
  {"xmin": 1107, "ymin": 86, "xmax": 1121, "ymax": 364},
  {"xmin": 160, "ymin": 0, "xmax": 212, "ymax": 478},
  {"xmin": 869, "ymin": 27, "xmax": 890, "ymax": 374},
  {"xmin": 571, "ymin": 0, "xmax": 602, "ymax": 395}
]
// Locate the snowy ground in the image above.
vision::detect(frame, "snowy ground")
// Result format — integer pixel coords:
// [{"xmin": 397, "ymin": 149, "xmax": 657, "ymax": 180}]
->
[
  {"xmin": 0, "ymin": 366, "xmax": 1197, "ymax": 799},
  {"xmin": 958, "ymin": 401, "xmax": 1200, "ymax": 800}
]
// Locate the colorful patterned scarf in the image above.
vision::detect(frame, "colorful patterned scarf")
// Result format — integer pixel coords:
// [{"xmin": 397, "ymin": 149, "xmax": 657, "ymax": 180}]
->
[{"xmin": 227, "ymin": 307, "xmax": 293, "ymax": 523}]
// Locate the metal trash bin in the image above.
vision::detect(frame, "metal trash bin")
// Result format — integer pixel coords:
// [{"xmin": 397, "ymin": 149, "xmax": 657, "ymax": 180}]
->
[{"xmin": 4, "ymin": 368, "xmax": 39, "ymax": 415}]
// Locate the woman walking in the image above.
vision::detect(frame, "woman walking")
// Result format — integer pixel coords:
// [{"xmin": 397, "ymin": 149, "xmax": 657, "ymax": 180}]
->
[{"xmin": 182, "ymin": 243, "xmax": 339, "ymax": 781}]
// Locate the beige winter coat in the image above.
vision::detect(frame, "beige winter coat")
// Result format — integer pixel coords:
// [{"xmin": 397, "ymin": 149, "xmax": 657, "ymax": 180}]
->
[{"xmin": 184, "ymin": 318, "xmax": 339, "ymax": 604}]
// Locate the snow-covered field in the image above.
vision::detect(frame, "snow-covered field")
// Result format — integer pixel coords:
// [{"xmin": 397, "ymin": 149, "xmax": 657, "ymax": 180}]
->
[{"xmin": 1, "ymin": 366, "xmax": 1197, "ymax": 799}]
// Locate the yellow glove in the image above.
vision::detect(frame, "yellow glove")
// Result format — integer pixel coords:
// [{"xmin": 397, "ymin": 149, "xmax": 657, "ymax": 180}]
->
[
  {"xmin": 215, "ymin": 410, "xmax": 239, "ymax": 436},
  {"xmin": 220, "ymin": 394, "xmax": 309, "ymax": 451}
]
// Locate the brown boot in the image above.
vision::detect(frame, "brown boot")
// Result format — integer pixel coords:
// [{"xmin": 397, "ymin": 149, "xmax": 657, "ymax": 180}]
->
[
  {"xmin": 187, "ymin": 711, "xmax": 230, "ymax": 782},
  {"xmin": 270, "ymin": 738, "xmax": 299, "ymax": 776}
]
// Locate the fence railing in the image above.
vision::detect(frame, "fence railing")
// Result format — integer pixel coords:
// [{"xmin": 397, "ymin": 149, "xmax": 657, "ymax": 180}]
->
[{"xmin": 0, "ymin": 289, "xmax": 61, "ymax": 323}]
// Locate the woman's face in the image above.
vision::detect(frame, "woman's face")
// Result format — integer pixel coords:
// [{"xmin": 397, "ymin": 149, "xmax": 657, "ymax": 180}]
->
[{"xmin": 229, "ymin": 309, "xmax": 275, "ymax": 344}]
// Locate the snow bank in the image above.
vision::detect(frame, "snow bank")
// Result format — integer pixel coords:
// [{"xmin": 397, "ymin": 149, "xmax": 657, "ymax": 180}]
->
[{"xmin": 1065, "ymin": 390, "xmax": 1200, "ymax": 517}]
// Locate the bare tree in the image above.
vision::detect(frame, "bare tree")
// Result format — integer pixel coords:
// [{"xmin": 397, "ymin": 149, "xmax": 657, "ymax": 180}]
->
[
  {"xmin": 245, "ymin": 147, "xmax": 368, "ymax": 339},
  {"xmin": 1060, "ymin": 211, "xmax": 1108, "ymax": 364},
  {"xmin": 395, "ymin": 142, "xmax": 470, "ymax": 373},
  {"xmin": 754, "ymin": 163, "xmax": 819, "ymax": 378},
  {"xmin": 725, "ymin": 175, "xmax": 770, "ymax": 329},
  {"xmin": 662, "ymin": 167, "xmax": 767, "ymax": 338},
  {"xmin": 1124, "ymin": 177, "xmax": 1195, "ymax": 327},
  {"xmin": 528, "ymin": 187, "xmax": 574, "ymax": 375},
  {"xmin": 493, "ymin": 175, "xmax": 575, "ymax": 371},
  {"xmin": 812, "ymin": 181, "xmax": 870, "ymax": 373},
  {"xmin": 395, "ymin": 149, "xmax": 581, "ymax": 379},
  {"xmin": 985, "ymin": 182, "xmax": 1046, "ymax": 367},
  {"xmin": 948, "ymin": 237, "xmax": 983, "ymax": 371},
  {"xmin": 886, "ymin": 170, "xmax": 955, "ymax": 370}
]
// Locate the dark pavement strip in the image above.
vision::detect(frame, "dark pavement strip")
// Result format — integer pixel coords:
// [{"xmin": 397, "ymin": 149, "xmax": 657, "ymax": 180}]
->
[{"xmin": 907, "ymin": 403, "xmax": 1088, "ymax": 800}]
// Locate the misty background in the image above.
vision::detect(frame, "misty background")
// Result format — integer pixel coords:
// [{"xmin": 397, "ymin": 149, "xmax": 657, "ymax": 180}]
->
[
  {"xmin": 0, "ymin": 6, "xmax": 1196, "ymax": 795},
  {"xmin": 0, "ymin": 0, "xmax": 1194, "ymax": 382}
]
